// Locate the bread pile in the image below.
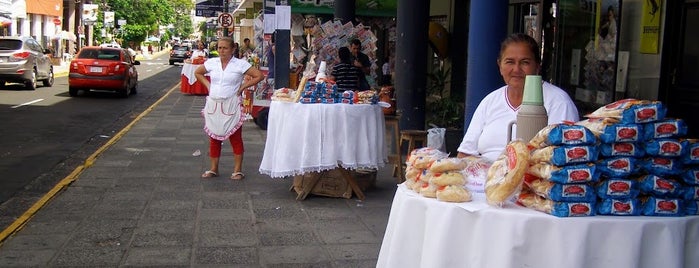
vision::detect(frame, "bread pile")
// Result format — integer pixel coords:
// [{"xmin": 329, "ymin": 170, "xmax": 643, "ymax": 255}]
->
[
  {"xmin": 517, "ymin": 124, "xmax": 600, "ymax": 216},
  {"xmin": 576, "ymin": 99, "xmax": 697, "ymax": 216},
  {"xmin": 271, "ymin": 88, "xmax": 296, "ymax": 102},
  {"xmin": 403, "ymin": 148, "xmax": 474, "ymax": 203},
  {"xmin": 485, "ymin": 140, "xmax": 530, "ymax": 207}
]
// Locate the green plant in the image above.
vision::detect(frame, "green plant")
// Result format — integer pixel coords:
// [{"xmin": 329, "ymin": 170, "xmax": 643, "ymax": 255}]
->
[{"xmin": 426, "ymin": 66, "xmax": 464, "ymax": 129}]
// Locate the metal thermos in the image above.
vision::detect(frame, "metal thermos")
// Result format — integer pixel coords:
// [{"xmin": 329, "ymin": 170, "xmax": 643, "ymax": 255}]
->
[{"xmin": 508, "ymin": 75, "xmax": 548, "ymax": 142}]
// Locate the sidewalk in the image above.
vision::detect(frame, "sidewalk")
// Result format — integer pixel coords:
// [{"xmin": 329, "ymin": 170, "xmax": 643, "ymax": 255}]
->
[{"xmin": 0, "ymin": 84, "xmax": 397, "ymax": 266}]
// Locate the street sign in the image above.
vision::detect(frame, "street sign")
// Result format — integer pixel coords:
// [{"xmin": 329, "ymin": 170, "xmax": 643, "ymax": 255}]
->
[{"xmin": 218, "ymin": 13, "xmax": 234, "ymax": 27}]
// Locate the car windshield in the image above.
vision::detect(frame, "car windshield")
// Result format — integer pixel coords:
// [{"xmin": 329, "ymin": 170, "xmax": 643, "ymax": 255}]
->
[
  {"xmin": 0, "ymin": 40, "xmax": 23, "ymax": 50},
  {"xmin": 78, "ymin": 49, "xmax": 121, "ymax": 60},
  {"xmin": 174, "ymin": 46, "xmax": 189, "ymax": 51}
]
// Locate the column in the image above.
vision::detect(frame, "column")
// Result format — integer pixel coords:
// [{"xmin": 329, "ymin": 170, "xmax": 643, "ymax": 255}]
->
[
  {"xmin": 463, "ymin": 0, "xmax": 508, "ymax": 129},
  {"xmin": 395, "ymin": 0, "xmax": 430, "ymax": 130},
  {"xmin": 334, "ymin": 0, "xmax": 355, "ymax": 24}
]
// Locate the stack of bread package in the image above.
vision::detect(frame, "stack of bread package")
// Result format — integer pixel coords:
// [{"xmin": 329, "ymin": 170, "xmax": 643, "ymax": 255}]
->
[
  {"xmin": 404, "ymin": 148, "xmax": 484, "ymax": 203},
  {"xmin": 516, "ymin": 124, "xmax": 600, "ymax": 216},
  {"xmin": 577, "ymin": 99, "xmax": 697, "ymax": 216}
]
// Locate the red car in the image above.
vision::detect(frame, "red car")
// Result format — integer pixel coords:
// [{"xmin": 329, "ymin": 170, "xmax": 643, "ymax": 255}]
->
[{"xmin": 68, "ymin": 46, "xmax": 140, "ymax": 97}]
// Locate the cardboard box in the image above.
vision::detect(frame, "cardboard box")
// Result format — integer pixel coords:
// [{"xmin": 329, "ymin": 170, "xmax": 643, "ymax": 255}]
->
[{"xmin": 292, "ymin": 169, "xmax": 377, "ymax": 199}]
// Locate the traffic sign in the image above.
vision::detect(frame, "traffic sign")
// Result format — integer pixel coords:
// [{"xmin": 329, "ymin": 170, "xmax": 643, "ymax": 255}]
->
[{"xmin": 218, "ymin": 13, "xmax": 234, "ymax": 28}]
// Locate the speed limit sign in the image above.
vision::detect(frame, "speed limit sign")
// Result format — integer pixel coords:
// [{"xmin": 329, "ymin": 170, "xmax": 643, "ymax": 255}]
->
[{"xmin": 218, "ymin": 13, "xmax": 234, "ymax": 28}]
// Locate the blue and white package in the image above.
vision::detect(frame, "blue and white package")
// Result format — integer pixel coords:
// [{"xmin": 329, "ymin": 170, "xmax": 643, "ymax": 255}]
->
[
  {"xmin": 528, "ymin": 124, "xmax": 597, "ymax": 149},
  {"xmin": 640, "ymin": 157, "xmax": 683, "ymax": 176},
  {"xmin": 642, "ymin": 197, "xmax": 684, "ymax": 217},
  {"xmin": 523, "ymin": 174, "xmax": 597, "ymax": 202},
  {"xmin": 517, "ymin": 192, "xmax": 596, "ymax": 217},
  {"xmin": 597, "ymin": 198, "xmax": 642, "ymax": 216},
  {"xmin": 681, "ymin": 139, "xmax": 699, "ymax": 165},
  {"xmin": 683, "ymin": 186, "xmax": 699, "ymax": 200},
  {"xmin": 681, "ymin": 168, "xmax": 699, "ymax": 185},
  {"xmin": 530, "ymin": 145, "xmax": 599, "ymax": 166},
  {"xmin": 644, "ymin": 139, "xmax": 687, "ymax": 158},
  {"xmin": 599, "ymin": 123, "xmax": 645, "ymax": 143},
  {"xmin": 528, "ymin": 162, "xmax": 600, "ymax": 184},
  {"xmin": 596, "ymin": 178, "xmax": 640, "ymax": 199},
  {"xmin": 600, "ymin": 142, "xmax": 645, "ymax": 158},
  {"xmin": 597, "ymin": 157, "xmax": 638, "ymax": 178},
  {"xmin": 642, "ymin": 118, "xmax": 688, "ymax": 140},
  {"xmin": 639, "ymin": 174, "xmax": 684, "ymax": 198}
]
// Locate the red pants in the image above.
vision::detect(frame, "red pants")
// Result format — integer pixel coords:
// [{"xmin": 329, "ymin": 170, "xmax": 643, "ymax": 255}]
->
[{"xmin": 209, "ymin": 127, "xmax": 244, "ymax": 157}]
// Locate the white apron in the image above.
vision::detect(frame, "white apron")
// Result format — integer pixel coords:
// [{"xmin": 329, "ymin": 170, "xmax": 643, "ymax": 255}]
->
[{"xmin": 203, "ymin": 96, "xmax": 245, "ymax": 141}]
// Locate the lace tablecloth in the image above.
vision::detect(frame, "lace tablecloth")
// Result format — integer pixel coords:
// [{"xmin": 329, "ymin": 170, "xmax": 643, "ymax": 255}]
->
[
  {"xmin": 377, "ymin": 183, "xmax": 699, "ymax": 268},
  {"xmin": 259, "ymin": 101, "xmax": 387, "ymax": 178}
]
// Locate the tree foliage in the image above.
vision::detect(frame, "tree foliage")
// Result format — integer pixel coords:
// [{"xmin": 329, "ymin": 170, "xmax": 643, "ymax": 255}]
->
[{"xmin": 92, "ymin": 0, "xmax": 193, "ymax": 46}]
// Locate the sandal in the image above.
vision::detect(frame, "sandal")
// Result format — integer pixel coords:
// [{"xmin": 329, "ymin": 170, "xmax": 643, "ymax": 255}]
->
[
  {"xmin": 201, "ymin": 170, "xmax": 218, "ymax": 178},
  {"xmin": 231, "ymin": 172, "xmax": 245, "ymax": 180}
]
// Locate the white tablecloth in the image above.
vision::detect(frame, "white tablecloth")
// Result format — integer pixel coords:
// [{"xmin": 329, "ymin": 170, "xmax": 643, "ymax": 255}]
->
[
  {"xmin": 259, "ymin": 101, "xmax": 387, "ymax": 178},
  {"xmin": 181, "ymin": 63, "xmax": 202, "ymax": 85},
  {"xmin": 377, "ymin": 184, "xmax": 699, "ymax": 268}
]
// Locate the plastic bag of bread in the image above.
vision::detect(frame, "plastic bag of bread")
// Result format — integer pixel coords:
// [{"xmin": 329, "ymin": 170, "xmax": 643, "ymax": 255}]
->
[
  {"xmin": 419, "ymin": 181, "xmax": 438, "ymax": 198},
  {"xmin": 599, "ymin": 142, "xmax": 645, "ymax": 158},
  {"xmin": 597, "ymin": 198, "xmax": 642, "ymax": 216},
  {"xmin": 408, "ymin": 147, "xmax": 448, "ymax": 169},
  {"xmin": 404, "ymin": 165, "xmax": 422, "ymax": 182},
  {"xmin": 528, "ymin": 162, "xmax": 599, "ymax": 184},
  {"xmin": 643, "ymin": 118, "xmax": 688, "ymax": 140},
  {"xmin": 641, "ymin": 196, "xmax": 684, "ymax": 216},
  {"xmin": 585, "ymin": 98, "xmax": 667, "ymax": 124},
  {"xmin": 683, "ymin": 185, "xmax": 698, "ymax": 200},
  {"xmin": 682, "ymin": 139, "xmax": 699, "ymax": 165},
  {"xmin": 685, "ymin": 200, "xmax": 698, "ymax": 215},
  {"xmin": 429, "ymin": 171, "xmax": 466, "ymax": 186},
  {"xmin": 436, "ymin": 185, "xmax": 472, "ymax": 203},
  {"xmin": 271, "ymin": 88, "xmax": 296, "ymax": 102},
  {"xmin": 640, "ymin": 157, "xmax": 683, "ymax": 176},
  {"xmin": 517, "ymin": 191, "xmax": 596, "ymax": 217},
  {"xmin": 485, "ymin": 140, "xmax": 529, "ymax": 207},
  {"xmin": 523, "ymin": 174, "xmax": 596, "ymax": 202},
  {"xmin": 530, "ymin": 145, "xmax": 599, "ymax": 166},
  {"xmin": 597, "ymin": 156, "xmax": 639, "ymax": 178},
  {"xmin": 596, "ymin": 178, "xmax": 640, "ymax": 199},
  {"xmin": 644, "ymin": 139, "xmax": 687, "ymax": 158},
  {"xmin": 575, "ymin": 118, "xmax": 644, "ymax": 143},
  {"xmin": 639, "ymin": 174, "xmax": 684, "ymax": 198},
  {"xmin": 462, "ymin": 156, "xmax": 491, "ymax": 193},
  {"xmin": 528, "ymin": 123, "xmax": 597, "ymax": 149},
  {"xmin": 429, "ymin": 157, "xmax": 466, "ymax": 173}
]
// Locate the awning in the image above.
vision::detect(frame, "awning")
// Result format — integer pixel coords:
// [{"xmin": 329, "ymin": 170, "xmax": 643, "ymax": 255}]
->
[{"xmin": 26, "ymin": 0, "xmax": 62, "ymax": 17}]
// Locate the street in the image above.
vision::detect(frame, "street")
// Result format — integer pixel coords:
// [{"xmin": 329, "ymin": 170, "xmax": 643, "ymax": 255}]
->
[{"xmin": 0, "ymin": 54, "xmax": 180, "ymax": 231}]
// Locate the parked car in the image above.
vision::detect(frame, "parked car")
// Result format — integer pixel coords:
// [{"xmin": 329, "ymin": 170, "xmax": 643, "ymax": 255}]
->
[
  {"xmin": 68, "ymin": 46, "xmax": 140, "ymax": 97},
  {"xmin": 0, "ymin": 36, "xmax": 54, "ymax": 90},
  {"xmin": 169, "ymin": 45, "xmax": 191, "ymax": 65}
]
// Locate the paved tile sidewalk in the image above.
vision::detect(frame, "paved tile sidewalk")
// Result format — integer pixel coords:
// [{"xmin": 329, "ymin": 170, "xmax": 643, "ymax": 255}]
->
[{"xmin": 0, "ymin": 88, "xmax": 398, "ymax": 267}]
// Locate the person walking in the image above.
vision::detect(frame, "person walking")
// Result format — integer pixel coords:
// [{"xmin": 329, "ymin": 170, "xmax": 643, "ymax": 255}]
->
[{"xmin": 194, "ymin": 37, "xmax": 264, "ymax": 180}]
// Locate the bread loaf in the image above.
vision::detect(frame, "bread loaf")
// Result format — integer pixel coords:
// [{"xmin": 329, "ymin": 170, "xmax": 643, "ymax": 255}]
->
[{"xmin": 485, "ymin": 140, "xmax": 530, "ymax": 206}]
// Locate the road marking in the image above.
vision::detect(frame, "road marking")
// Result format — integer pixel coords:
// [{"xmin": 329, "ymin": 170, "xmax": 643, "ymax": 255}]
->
[{"xmin": 11, "ymin": 99, "xmax": 43, "ymax": 108}]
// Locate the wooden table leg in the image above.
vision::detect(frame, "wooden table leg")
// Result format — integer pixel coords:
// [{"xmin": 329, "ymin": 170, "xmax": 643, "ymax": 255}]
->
[
  {"xmin": 338, "ymin": 168, "xmax": 365, "ymax": 200},
  {"xmin": 293, "ymin": 172, "xmax": 323, "ymax": 201}
]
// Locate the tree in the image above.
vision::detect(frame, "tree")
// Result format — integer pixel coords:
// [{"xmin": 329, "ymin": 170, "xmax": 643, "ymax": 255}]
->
[{"xmin": 92, "ymin": 0, "xmax": 193, "ymax": 46}]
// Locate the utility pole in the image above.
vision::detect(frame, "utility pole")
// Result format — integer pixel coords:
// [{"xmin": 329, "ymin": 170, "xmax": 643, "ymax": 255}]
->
[{"xmin": 223, "ymin": 0, "xmax": 229, "ymax": 37}]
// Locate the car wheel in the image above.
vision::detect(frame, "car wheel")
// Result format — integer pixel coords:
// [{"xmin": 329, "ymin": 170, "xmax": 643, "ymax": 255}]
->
[
  {"xmin": 0, "ymin": 80, "xmax": 6, "ymax": 88},
  {"xmin": 42, "ymin": 66, "xmax": 54, "ymax": 87},
  {"xmin": 68, "ymin": 87, "xmax": 79, "ymax": 97},
  {"xmin": 118, "ymin": 82, "xmax": 130, "ymax": 98},
  {"xmin": 130, "ymin": 81, "xmax": 138, "ymax": 95},
  {"xmin": 24, "ymin": 68, "xmax": 37, "ymax": 90}
]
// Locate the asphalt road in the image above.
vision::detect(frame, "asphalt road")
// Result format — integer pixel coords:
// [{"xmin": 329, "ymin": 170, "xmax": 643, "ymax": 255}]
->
[{"xmin": 0, "ymin": 54, "xmax": 181, "ymax": 230}]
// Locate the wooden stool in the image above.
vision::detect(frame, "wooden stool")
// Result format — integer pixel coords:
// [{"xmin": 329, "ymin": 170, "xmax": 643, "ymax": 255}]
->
[
  {"xmin": 384, "ymin": 115, "xmax": 401, "ymax": 182},
  {"xmin": 398, "ymin": 130, "xmax": 427, "ymax": 183}
]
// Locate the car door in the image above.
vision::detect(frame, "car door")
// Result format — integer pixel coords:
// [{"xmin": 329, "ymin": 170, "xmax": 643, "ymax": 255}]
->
[{"xmin": 29, "ymin": 39, "xmax": 49, "ymax": 78}]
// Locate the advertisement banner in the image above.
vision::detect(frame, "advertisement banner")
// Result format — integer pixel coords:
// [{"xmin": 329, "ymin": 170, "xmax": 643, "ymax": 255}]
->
[
  {"xmin": 289, "ymin": 0, "xmax": 396, "ymax": 17},
  {"xmin": 82, "ymin": 4, "xmax": 99, "ymax": 24},
  {"xmin": 639, "ymin": 0, "xmax": 662, "ymax": 54}
]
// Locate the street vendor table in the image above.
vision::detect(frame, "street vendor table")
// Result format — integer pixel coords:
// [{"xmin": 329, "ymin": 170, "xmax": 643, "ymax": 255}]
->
[
  {"xmin": 180, "ymin": 62, "xmax": 208, "ymax": 95},
  {"xmin": 259, "ymin": 101, "xmax": 388, "ymax": 199},
  {"xmin": 377, "ymin": 183, "xmax": 699, "ymax": 268}
]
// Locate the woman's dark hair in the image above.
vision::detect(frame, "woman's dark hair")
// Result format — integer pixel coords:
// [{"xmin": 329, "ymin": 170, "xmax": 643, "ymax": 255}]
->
[
  {"xmin": 338, "ymin": 47, "xmax": 351, "ymax": 63},
  {"xmin": 498, "ymin": 33, "xmax": 541, "ymax": 64}
]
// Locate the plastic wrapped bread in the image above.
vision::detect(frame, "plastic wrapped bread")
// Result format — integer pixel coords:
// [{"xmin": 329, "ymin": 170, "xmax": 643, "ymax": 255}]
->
[
  {"xmin": 523, "ymin": 174, "xmax": 597, "ymax": 202},
  {"xmin": 429, "ymin": 157, "xmax": 467, "ymax": 173},
  {"xmin": 517, "ymin": 191, "xmax": 596, "ymax": 217},
  {"xmin": 527, "ymin": 162, "xmax": 599, "ymax": 184},
  {"xmin": 436, "ymin": 185, "xmax": 472, "ymax": 203},
  {"xmin": 528, "ymin": 123, "xmax": 597, "ymax": 149},
  {"xmin": 429, "ymin": 171, "xmax": 466, "ymax": 186},
  {"xmin": 585, "ymin": 98, "xmax": 666, "ymax": 124},
  {"xmin": 576, "ymin": 118, "xmax": 644, "ymax": 143},
  {"xmin": 530, "ymin": 145, "xmax": 599, "ymax": 166},
  {"xmin": 485, "ymin": 140, "xmax": 529, "ymax": 207}
]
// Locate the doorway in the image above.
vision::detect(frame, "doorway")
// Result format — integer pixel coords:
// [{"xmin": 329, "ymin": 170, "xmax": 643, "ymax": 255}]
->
[{"xmin": 660, "ymin": 0, "xmax": 699, "ymax": 137}]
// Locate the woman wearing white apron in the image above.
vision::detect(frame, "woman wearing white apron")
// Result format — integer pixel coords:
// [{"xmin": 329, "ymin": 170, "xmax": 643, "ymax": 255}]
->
[{"xmin": 195, "ymin": 37, "xmax": 264, "ymax": 180}]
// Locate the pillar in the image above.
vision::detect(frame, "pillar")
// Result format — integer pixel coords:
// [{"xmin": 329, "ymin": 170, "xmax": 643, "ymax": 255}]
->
[
  {"xmin": 463, "ymin": 0, "xmax": 508, "ymax": 130},
  {"xmin": 334, "ymin": 0, "xmax": 356, "ymax": 24},
  {"xmin": 395, "ymin": 0, "xmax": 430, "ymax": 131}
]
